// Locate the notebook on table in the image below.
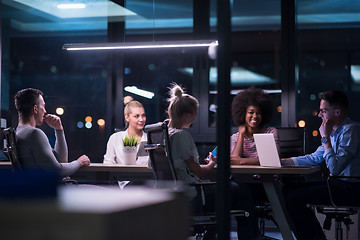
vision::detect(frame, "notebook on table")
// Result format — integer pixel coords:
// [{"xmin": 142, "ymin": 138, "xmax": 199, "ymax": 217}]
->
[{"xmin": 253, "ymin": 133, "xmax": 282, "ymax": 167}]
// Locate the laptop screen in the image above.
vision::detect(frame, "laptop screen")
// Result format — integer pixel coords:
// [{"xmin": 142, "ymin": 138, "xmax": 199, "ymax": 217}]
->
[{"xmin": 253, "ymin": 133, "xmax": 281, "ymax": 167}]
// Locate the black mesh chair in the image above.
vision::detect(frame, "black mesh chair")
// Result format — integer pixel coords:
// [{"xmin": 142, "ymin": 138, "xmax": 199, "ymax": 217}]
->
[
  {"xmin": 315, "ymin": 176, "xmax": 360, "ymax": 240},
  {"xmin": 277, "ymin": 127, "xmax": 305, "ymax": 158},
  {"xmin": 144, "ymin": 121, "xmax": 177, "ymax": 182},
  {"xmin": 144, "ymin": 121, "xmax": 248, "ymax": 240},
  {"xmin": 3, "ymin": 127, "xmax": 21, "ymax": 172}
]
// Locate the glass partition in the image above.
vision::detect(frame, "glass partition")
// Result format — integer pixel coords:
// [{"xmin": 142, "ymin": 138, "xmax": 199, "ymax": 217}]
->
[
  {"xmin": 2, "ymin": 0, "xmax": 360, "ymax": 160},
  {"xmin": 297, "ymin": 0, "xmax": 360, "ymax": 153}
]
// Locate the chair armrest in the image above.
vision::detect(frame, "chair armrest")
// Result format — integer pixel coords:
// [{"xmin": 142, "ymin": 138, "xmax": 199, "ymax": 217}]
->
[
  {"xmin": 144, "ymin": 143, "xmax": 161, "ymax": 150},
  {"xmin": 61, "ymin": 177, "xmax": 78, "ymax": 185},
  {"xmin": 190, "ymin": 181, "xmax": 216, "ymax": 186}
]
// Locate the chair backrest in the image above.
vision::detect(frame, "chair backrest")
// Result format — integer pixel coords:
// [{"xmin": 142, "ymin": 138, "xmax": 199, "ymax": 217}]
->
[
  {"xmin": 277, "ymin": 127, "xmax": 305, "ymax": 158},
  {"xmin": 144, "ymin": 121, "xmax": 177, "ymax": 182},
  {"xmin": 2, "ymin": 127, "xmax": 22, "ymax": 171},
  {"xmin": 327, "ymin": 176, "xmax": 360, "ymax": 207}
]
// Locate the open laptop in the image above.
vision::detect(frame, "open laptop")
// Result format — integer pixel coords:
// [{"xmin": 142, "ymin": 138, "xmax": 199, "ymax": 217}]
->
[{"xmin": 253, "ymin": 133, "xmax": 282, "ymax": 167}]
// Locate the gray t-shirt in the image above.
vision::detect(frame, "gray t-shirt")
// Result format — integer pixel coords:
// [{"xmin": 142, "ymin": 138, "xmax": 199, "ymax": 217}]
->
[
  {"xmin": 16, "ymin": 125, "xmax": 80, "ymax": 177},
  {"xmin": 169, "ymin": 128, "xmax": 202, "ymax": 199}
]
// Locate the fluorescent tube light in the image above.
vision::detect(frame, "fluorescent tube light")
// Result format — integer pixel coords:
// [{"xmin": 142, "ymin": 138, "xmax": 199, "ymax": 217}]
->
[
  {"xmin": 57, "ymin": 4, "xmax": 86, "ymax": 9},
  {"xmin": 63, "ymin": 40, "xmax": 218, "ymax": 51},
  {"xmin": 209, "ymin": 89, "xmax": 282, "ymax": 95},
  {"xmin": 124, "ymin": 86, "xmax": 155, "ymax": 99},
  {"xmin": 351, "ymin": 65, "xmax": 360, "ymax": 83}
]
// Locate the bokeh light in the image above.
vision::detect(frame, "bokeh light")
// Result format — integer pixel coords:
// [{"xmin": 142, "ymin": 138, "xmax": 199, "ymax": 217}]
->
[
  {"xmin": 56, "ymin": 107, "xmax": 64, "ymax": 115},
  {"xmin": 77, "ymin": 121, "xmax": 84, "ymax": 128},
  {"xmin": 85, "ymin": 122, "xmax": 92, "ymax": 129},
  {"xmin": 298, "ymin": 120, "xmax": 306, "ymax": 128},
  {"xmin": 312, "ymin": 130, "xmax": 319, "ymax": 137},
  {"xmin": 85, "ymin": 116, "xmax": 92, "ymax": 123},
  {"xmin": 97, "ymin": 119, "xmax": 105, "ymax": 126},
  {"xmin": 148, "ymin": 64, "xmax": 155, "ymax": 70}
]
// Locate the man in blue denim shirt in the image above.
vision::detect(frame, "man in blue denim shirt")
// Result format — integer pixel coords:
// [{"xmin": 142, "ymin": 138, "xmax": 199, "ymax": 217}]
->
[{"xmin": 281, "ymin": 90, "xmax": 360, "ymax": 240}]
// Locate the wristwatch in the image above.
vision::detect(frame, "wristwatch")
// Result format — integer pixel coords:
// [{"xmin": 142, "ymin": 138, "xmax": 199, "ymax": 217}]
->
[{"xmin": 321, "ymin": 137, "xmax": 329, "ymax": 144}]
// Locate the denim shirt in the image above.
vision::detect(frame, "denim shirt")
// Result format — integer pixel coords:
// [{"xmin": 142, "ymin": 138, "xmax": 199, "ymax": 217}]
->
[{"xmin": 293, "ymin": 118, "xmax": 360, "ymax": 176}]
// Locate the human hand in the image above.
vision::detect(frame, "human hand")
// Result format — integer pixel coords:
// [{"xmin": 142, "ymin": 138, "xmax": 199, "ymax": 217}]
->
[
  {"xmin": 281, "ymin": 158, "xmax": 295, "ymax": 166},
  {"xmin": 206, "ymin": 152, "xmax": 217, "ymax": 166},
  {"xmin": 44, "ymin": 114, "xmax": 63, "ymax": 130},
  {"xmin": 77, "ymin": 155, "xmax": 91, "ymax": 167},
  {"xmin": 238, "ymin": 125, "xmax": 246, "ymax": 136},
  {"xmin": 319, "ymin": 119, "xmax": 334, "ymax": 138}
]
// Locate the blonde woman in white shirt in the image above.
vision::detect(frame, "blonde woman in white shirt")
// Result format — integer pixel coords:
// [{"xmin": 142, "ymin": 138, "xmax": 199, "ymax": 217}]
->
[{"xmin": 103, "ymin": 96, "xmax": 148, "ymax": 165}]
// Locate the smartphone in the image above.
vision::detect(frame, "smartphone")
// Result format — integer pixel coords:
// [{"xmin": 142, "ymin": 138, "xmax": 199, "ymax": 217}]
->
[
  {"xmin": 205, "ymin": 146, "xmax": 218, "ymax": 163},
  {"xmin": 211, "ymin": 146, "xmax": 218, "ymax": 157}
]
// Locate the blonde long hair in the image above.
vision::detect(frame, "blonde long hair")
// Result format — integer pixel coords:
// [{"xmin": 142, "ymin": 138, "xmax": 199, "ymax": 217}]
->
[{"xmin": 167, "ymin": 83, "xmax": 198, "ymax": 128}]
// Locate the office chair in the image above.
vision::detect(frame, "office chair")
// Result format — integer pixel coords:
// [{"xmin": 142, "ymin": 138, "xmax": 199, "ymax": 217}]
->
[
  {"xmin": 315, "ymin": 176, "xmax": 360, "ymax": 240},
  {"xmin": 277, "ymin": 127, "xmax": 305, "ymax": 158},
  {"xmin": 3, "ymin": 127, "xmax": 22, "ymax": 172},
  {"xmin": 144, "ymin": 121, "xmax": 248, "ymax": 240},
  {"xmin": 2, "ymin": 127, "xmax": 77, "ymax": 185}
]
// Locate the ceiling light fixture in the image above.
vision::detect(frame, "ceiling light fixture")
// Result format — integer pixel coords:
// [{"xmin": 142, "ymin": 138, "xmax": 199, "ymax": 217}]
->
[
  {"xmin": 63, "ymin": 40, "xmax": 218, "ymax": 51},
  {"xmin": 57, "ymin": 3, "xmax": 86, "ymax": 9},
  {"xmin": 124, "ymin": 86, "xmax": 155, "ymax": 99}
]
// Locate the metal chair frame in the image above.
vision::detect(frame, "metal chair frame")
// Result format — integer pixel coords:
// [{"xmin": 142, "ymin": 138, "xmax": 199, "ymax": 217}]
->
[{"xmin": 316, "ymin": 176, "xmax": 360, "ymax": 240}]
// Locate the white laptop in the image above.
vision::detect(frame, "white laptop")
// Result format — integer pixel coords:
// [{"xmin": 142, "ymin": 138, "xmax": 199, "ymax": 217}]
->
[{"xmin": 253, "ymin": 133, "xmax": 282, "ymax": 167}]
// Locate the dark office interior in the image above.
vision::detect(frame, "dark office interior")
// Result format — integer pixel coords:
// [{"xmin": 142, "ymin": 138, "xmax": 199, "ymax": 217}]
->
[{"xmin": 1, "ymin": 0, "xmax": 360, "ymax": 239}]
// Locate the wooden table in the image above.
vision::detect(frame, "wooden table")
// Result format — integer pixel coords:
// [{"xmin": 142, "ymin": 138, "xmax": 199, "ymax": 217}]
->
[
  {"xmin": 72, "ymin": 163, "xmax": 154, "ymax": 184},
  {"xmin": 230, "ymin": 165, "xmax": 321, "ymax": 240},
  {"xmin": 231, "ymin": 165, "xmax": 320, "ymax": 175},
  {"xmin": 0, "ymin": 161, "xmax": 12, "ymax": 169},
  {"xmin": 0, "ymin": 161, "xmax": 154, "ymax": 184},
  {"xmin": 79, "ymin": 163, "xmax": 152, "ymax": 173}
]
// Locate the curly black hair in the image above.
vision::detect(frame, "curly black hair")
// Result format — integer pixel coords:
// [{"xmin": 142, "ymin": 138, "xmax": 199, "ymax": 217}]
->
[{"xmin": 231, "ymin": 86, "xmax": 275, "ymax": 127}]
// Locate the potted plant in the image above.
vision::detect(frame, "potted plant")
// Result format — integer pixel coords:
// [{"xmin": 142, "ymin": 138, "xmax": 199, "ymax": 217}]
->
[
  {"xmin": 123, "ymin": 135, "xmax": 139, "ymax": 148},
  {"xmin": 122, "ymin": 136, "xmax": 139, "ymax": 165}
]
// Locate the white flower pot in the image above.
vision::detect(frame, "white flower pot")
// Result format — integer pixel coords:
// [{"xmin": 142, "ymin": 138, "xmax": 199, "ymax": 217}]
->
[{"xmin": 123, "ymin": 146, "xmax": 137, "ymax": 165}]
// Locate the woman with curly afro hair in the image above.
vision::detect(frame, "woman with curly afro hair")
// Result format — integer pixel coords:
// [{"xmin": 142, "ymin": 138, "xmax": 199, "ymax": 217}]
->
[{"xmin": 230, "ymin": 87, "xmax": 279, "ymax": 165}]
